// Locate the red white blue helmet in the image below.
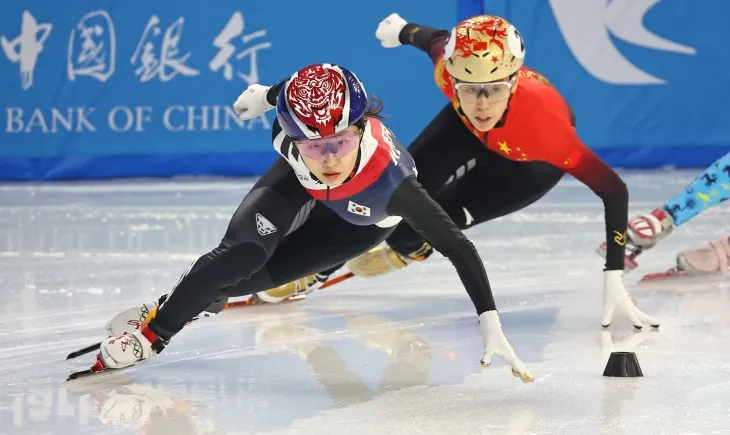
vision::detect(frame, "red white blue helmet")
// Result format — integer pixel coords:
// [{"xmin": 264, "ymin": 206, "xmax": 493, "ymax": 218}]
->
[{"xmin": 277, "ymin": 64, "xmax": 369, "ymax": 140}]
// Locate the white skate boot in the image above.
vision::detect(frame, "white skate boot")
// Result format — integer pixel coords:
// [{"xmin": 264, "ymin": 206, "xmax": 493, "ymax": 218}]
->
[
  {"xmin": 597, "ymin": 208, "xmax": 675, "ymax": 271},
  {"xmin": 478, "ymin": 311, "xmax": 533, "ymax": 383},
  {"xmin": 95, "ymin": 325, "xmax": 165, "ymax": 371},
  {"xmin": 106, "ymin": 295, "xmax": 228, "ymax": 337},
  {"xmin": 626, "ymin": 208, "xmax": 676, "ymax": 248},
  {"xmin": 106, "ymin": 300, "xmax": 161, "ymax": 337}
]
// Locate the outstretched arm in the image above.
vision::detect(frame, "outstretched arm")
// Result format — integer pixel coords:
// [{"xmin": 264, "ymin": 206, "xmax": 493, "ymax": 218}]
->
[
  {"xmin": 565, "ymin": 145, "xmax": 629, "ymax": 271},
  {"xmin": 375, "ymin": 13, "xmax": 450, "ymax": 64},
  {"xmin": 399, "ymin": 24, "xmax": 450, "ymax": 64},
  {"xmin": 386, "ymin": 175, "xmax": 533, "ymax": 382},
  {"xmin": 560, "ymin": 135, "xmax": 659, "ymax": 329},
  {"xmin": 265, "ymin": 79, "xmax": 287, "ymax": 106},
  {"xmin": 387, "ymin": 175, "xmax": 496, "ymax": 314},
  {"xmin": 233, "ymin": 78, "xmax": 287, "ymax": 120}
]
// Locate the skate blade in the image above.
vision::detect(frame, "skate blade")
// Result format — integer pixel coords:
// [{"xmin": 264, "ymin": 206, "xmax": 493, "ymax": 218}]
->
[
  {"xmin": 66, "ymin": 341, "xmax": 102, "ymax": 360},
  {"xmin": 225, "ymin": 294, "xmax": 307, "ymax": 309},
  {"xmin": 638, "ymin": 268, "xmax": 729, "ymax": 288},
  {"xmin": 66, "ymin": 353, "xmax": 120, "ymax": 383},
  {"xmin": 639, "ymin": 268, "xmax": 689, "ymax": 282}
]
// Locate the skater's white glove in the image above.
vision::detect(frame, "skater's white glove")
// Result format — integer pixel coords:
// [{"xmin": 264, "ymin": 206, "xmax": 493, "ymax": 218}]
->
[
  {"xmin": 479, "ymin": 311, "xmax": 534, "ymax": 383},
  {"xmin": 233, "ymin": 84, "xmax": 275, "ymax": 120},
  {"xmin": 376, "ymin": 13, "xmax": 408, "ymax": 48},
  {"xmin": 602, "ymin": 270, "xmax": 660, "ymax": 329}
]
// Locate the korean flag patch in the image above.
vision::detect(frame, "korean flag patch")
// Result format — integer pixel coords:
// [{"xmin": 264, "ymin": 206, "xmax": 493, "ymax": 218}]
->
[{"xmin": 347, "ymin": 201, "xmax": 371, "ymax": 216}]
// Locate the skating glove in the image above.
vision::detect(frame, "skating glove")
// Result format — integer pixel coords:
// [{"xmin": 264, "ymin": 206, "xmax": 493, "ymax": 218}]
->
[
  {"xmin": 233, "ymin": 84, "xmax": 275, "ymax": 120},
  {"xmin": 602, "ymin": 270, "xmax": 660, "ymax": 329},
  {"xmin": 376, "ymin": 13, "xmax": 408, "ymax": 48},
  {"xmin": 479, "ymin": 311, "xmax": 534, "ymax": 383}
]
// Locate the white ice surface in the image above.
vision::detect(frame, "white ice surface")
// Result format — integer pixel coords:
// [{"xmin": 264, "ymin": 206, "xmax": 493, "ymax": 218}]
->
[{"xmin": 1, "ymin": 171, "xmax": 730, "ymax": 435}]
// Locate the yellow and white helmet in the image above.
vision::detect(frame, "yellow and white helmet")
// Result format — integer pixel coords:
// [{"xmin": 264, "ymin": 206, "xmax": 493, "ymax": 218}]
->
[{"xmin": 444, "ymin": 15, "xmax": 526, "ymax": 83}]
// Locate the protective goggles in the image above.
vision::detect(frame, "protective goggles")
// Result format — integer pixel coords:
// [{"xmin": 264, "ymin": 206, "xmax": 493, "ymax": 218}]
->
[
  {"xmin": 454, "ymin": 77, "xmax": 514, "ymax": 104},
  {"xmin": 295, "ymin": 130, "xmax": 362, "ymax": 160}
]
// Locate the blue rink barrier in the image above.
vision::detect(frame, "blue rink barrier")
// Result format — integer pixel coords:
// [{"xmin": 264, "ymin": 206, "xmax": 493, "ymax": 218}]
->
[
  {"xmin": 1, "ymin": 0, "xmax": 728, "ymax": 180},
  {"xmin": 0, "ymin": 1, "xmax": 458, "ymax": 180}
]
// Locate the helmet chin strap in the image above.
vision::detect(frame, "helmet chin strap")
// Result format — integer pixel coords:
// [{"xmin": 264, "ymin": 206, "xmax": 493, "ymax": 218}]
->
[
  {"xmin": 494, "ymin": 94, "xmax": 515, "ymax": 128},
  {"xmin": 494, "ymin": 73, "xmax": 517, "ymax": 127},
  {"xmin": 341, "ymin": 139, "xmax": 363, "ymax": 184}
]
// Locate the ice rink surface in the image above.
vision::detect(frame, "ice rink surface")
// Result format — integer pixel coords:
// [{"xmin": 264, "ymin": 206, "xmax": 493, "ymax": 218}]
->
[{"xmin": 1, "ymin": 170, "xmax": 730, "ymax": 435}]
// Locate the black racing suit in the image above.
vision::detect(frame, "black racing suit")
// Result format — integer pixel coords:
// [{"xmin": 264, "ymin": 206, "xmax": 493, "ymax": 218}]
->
[{"xmin": 147, "ymin": 123, "xmax": 498, "ymax": 342}]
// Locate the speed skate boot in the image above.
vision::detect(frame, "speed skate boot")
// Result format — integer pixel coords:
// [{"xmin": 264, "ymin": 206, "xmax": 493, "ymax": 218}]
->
[
  {"xmin": 346, "ymin": 242, "xmax": 433, "ymax": 278},
  {"xmin": 106, "ymin": 298, "xmax": 162, "ymax": 338},
  {"xmin": 597, "ymin": 208, "xmax": 675, "ymax": 272},
  {"xmin": 626, "ymin": 208, "xmax": 676, "ymax": 249},
  {"xmin": 254, "ymin": 272, "xmax": 332, "ymax": 304},
  {"xmin": 94, "ymin": 325, "xmax": 166, "ymax": 372},
  {"xmin": 676, "ymin": 235, "xmax": 730, "ymax": 275},
  {"xmin": 106, "ymin": 295, "xmax": 228, "ymax": 337},
  {"xmin": 253, "ymin": 243, "xmax": 434, "ymax": 304}
]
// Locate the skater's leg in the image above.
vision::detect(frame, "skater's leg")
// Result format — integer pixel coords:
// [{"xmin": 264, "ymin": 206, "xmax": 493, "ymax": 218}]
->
[
  {"xmin": 663, "ymin": 151, "xmax": 730, "ymax": 226},
  {"xmin": 626, "ymin": 152, "xmax": 730, "ymax": 250},
  {"xmin": 98, "ymin": 163, "xmax": 391, "ymax": 370},
  {"xmin": 148, "ymin": 164, "xmax": 313, "ymax": 339},
  {"xmin": 104, "ymin": 158, "xmax": 311, "ymax": 339},
  {"xmin": 386, "ymin": 158, "xmax": 564, "ymax": 256},
  {"xmin": 226, "ymin": 204, "xmax": 394, "ymax": 297}
]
